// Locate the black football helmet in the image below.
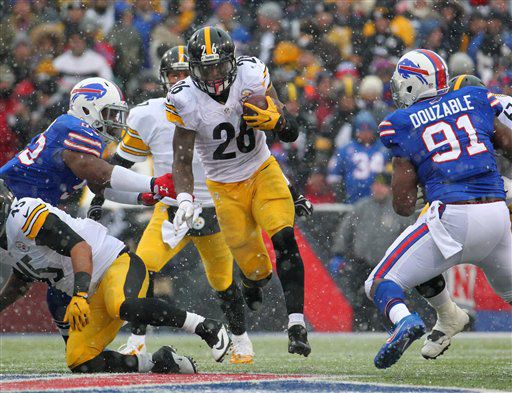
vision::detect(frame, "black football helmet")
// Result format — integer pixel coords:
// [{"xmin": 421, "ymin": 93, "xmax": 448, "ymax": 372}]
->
[
  {"xmin": 449, "ymin": 74, "xmax": 485, "ymax": 92},
  {"xmin": 160, "ymin": 45, "xmax": 189, "ymax": 90},
  {"xmin": 187, "ymin": 26, "xmax": 237, "ymax": 96},
  {"xmin": 0, "ymin": 180, "xmax": 14, "ymax": 240}
]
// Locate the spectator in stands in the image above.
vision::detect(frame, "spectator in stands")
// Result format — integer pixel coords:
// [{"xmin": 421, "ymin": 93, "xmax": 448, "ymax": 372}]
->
[
  {"xmin": 448, "ymin": 52, "xmax": 475, "ymax": 77},
  {"xmin": 108, "ymin": 8, "xmax": 144, "ymax": 89},
  {"xmin": 358, "ymin": 75, "xmax": 390, "ymax": 124},
  {"xmin": 327, "ymin": 111, "xmax": 390, "ymax": 204},
  {"xmin": 328, "ymin": 171, "xmax": 413, "ymax": 330},
  {"xmin": 85, "ymin": 0, "xmax": 116, "ymax": 36},
  {"xmin": 0, "ymin": 0, "xmax": 39, "ymax": 58},
  {"xmin": 252, "ymin": 2, "xmax": 286, "ymax": 66},
  {"xmin": 62, "ymin": 1, "xmax": 87, "ymax": 38},
  {"xmin": 9, "ymin": 35, "xmax": 32, "ymax": 84},
  {"xmin": 131, "ymin": 0, "xmax": 163, "ymax": 69},
  {"xmin": 360, "ymin": 7, "xmax": 406, "ymax": 73},
  {"xmin": 320, "ymin": 77, "xmax": 358, "ymax": 151},
  {"xmin": 468, "ymin": 11, "xmax": 512, "ymax": 83},
  {"xmin": 437, "ymin": 1, "xmax": 465, "ymax": 53},
  {"xmin": 0, "ymin": 65, "xmax": 21, "ymax": 166},
  {"xmin": 53, "ymin": 28, "xmax": 113, "ymax": 91}
]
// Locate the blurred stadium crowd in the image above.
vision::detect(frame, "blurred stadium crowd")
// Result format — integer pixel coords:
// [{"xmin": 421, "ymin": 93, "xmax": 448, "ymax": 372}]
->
[{"xmin": 0, "ymin": 0, "xmax": 510, "ymax": 332}]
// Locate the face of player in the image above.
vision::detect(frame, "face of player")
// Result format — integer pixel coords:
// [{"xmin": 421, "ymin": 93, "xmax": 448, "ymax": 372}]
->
[
  {"xmin": 167, "ymin": 70, "xmax": 189, "ymax": 86},
  {"xmin": 356, "ymin": 130, "xmax": 377, "ymax": 146}
]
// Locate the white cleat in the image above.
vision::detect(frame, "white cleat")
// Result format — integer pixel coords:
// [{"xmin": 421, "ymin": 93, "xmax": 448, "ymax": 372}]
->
[
  {"xmin": 197, "ymin": 319, "xmax": 232, "ymax": 362},
  {"xmin": 118, "ymin": 335, "xmax": 147, "ymax": 356},
  {"xmin": 230, "ymin": 332, "xmax": 254, "ymax": 364},
  {"xmin": 421, "ymin": 302, "xmax": 470, "ymax": 359}
]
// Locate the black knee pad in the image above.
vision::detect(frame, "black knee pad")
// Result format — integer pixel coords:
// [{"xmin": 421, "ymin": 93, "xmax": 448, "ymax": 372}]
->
[
  {"xmin": 415, "ymin": 275, "xmax": 446, "ymax": 298},
  {"xmin": 216, "ymin": 281, "xmax": 237, "ymax": 301},
  {"xmin": 271, "ymin": 226, "xmax": 296, "ymax": 252}
]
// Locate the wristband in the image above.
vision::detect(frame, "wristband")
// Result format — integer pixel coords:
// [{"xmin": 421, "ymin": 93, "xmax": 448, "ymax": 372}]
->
[
  {"xmin": 104, "ymin": 188, "xmax": 140, "ymax": 205},
  {"xmin": 110, "ymin": 166, "xmax": 153, "ymax": 193},
  {"xmin": 73, "ymin": 272, "xmax": 91, "ymax": 295},
  {"xmin": 177, "ymin": 192, "xmax": 194, "ymax": 205}
]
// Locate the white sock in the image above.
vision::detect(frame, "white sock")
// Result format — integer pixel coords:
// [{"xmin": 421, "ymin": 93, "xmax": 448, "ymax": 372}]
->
[
  {"xmin": 128, "ymin": 333, "xmax": 146, "ymax": 346},
  {"xmin": 388, "ymin": 303, "xmax": 411, "ymax": 325},
  {"xmin": 288, "ymin": 313, "xmax": 306, "ymax": 329},
  {"xmin": 232, "ymin": 331, "xmax": 249, "ymax": 343},
  {"xmin": 426, "ymin": 287, "xmax": 452, "ymax": 310},
  {"xmin": 182, "ymin": 312, "xmax": 205, "ymax": 334},
  {"xmin": 136, "ymin": 353, "xmax": 154, "ymax": 373}
]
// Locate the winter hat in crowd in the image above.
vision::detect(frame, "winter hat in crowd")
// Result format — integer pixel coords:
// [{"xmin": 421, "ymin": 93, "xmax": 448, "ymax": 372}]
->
[{"xmin": 353, "ymin": 110, "xmax": 378, "ymax": 134}]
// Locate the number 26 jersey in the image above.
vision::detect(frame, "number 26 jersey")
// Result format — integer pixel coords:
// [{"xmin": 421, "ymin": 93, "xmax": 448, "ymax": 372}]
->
[{"xmin": 165, "ymin": 56, "xmax": 271, "ymax": 183}]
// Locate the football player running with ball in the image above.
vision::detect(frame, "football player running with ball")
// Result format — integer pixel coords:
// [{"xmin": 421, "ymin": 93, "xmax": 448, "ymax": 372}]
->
[
  {"xmin": 0, "ymin": 181, "xmax": 231, "ymax": 373},
  {"xmin": 364, "ymin": 49, "xmax": 512, "ymax": 369},
  {"xmin": 167, "ymin": 26, "xmax": 310, "ymax": 356},
  {"xmin": 89, "ymin": 46, "xmax": 254, "ymax": 364}
]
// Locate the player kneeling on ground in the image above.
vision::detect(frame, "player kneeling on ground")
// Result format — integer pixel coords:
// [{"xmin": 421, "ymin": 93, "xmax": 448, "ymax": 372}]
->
[{"xmin": 0, "ymin": 181, "xmax": 231, "ymax": 373}]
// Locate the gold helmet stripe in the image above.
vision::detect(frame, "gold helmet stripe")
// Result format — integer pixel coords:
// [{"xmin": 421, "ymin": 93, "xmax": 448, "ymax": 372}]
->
[
  {"xmin": 204, "ymin": 27, "xmax": 213, "ymax": 55},
  {"xmin": 178, "ymin": 46, "xmax": 185, "ymax": 63},
  {"xmin": 453, "ymin": 75, "xmax": 467, "ymax": 91}
]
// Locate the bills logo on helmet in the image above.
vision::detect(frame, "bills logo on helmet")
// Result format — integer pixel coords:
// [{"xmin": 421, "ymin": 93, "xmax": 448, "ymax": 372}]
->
[
  {"xmin": 397, "ymin": 58, "xmax": 429, "ymax": 85},
  {"xmin": 71, "ymin": 83, "xmax": 107, "ymax": 102}
]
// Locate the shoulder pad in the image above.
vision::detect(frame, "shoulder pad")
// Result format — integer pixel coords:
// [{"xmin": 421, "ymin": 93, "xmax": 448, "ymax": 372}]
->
[
  {"xmin": 8, "ymin": 198, "xmax": 50, "ymax": 241},
  {"xmin": 237, "ymin": 56, "xmax": 271, "ymax": 92},
  {"xmin": 165, "ymin": 79, "xmax": 197, "ymax": 130}
]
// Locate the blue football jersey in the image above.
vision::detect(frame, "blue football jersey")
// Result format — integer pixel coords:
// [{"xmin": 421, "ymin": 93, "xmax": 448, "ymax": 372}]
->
[
  {"xmin": 0, "ymin": 114, "xmax": 105, "ymax": 205},
  {"xmin": 379, "ymin": 86, "xmax": 505, "ymax": 203},
  {"xmin": 328, "ymin": 140, "xmax": 390, "ymax": 204}
]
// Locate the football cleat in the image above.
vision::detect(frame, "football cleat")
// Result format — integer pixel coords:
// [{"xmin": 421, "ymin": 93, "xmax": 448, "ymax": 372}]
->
[
  {"xmin": 230, "ymin": 333, "xmax": 254, "ymax": 364},
  {"xmin": 196, "ymin": 319, "xmax": 232, "ymax": 362},
  {"xmin": 118, "ymin": 337, "xmax": 147, "ymax": 356},
  {"xmin": 151, "ymin": 346, "xmax": 197, "ymax": 374},
  {"xmin": 374, "ymin": 313, "xmax": 426, "ymax": 369},
  {"xmin": 421, "ymin": 302, "xmax": 469, "ymax": 360},
  {"xmin": 241, "ymin": 285, "xmax": 263, "ymax": 311},
  {"xmin": 288, "ymin": 324, "xmax": 311, "ymax": 357}
]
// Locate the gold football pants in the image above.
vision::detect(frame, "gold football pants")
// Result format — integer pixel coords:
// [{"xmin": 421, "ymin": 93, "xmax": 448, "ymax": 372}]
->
[
  {"xmin": 136, "ymin": 202, "xmax": 234, "ymax": 292},
  {"xmin": 66, "ymin": 252, "xmax": 149, "ymax": 368},
  {"xmin": 206, "ymin": 156, "xmax": 295, "ymax": 282}
]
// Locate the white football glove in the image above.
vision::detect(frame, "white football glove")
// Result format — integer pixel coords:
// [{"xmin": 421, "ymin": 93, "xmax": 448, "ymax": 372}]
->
[{"xmin": 174, "ymin": 193, "xmax": 195, "ymax": 231}]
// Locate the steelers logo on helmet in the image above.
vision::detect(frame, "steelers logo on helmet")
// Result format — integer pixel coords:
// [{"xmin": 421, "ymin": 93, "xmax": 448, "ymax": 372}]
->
[
  {"xmin": 160, "ymin": 46, "xmax": 190, "ymax": 90},
  {"xmin": 187, "ymin": 26, "xmax": 237, "ymax": 96},
  {"xmin": 449, "ymin": 74, "xmax": 485, "ymax": 92}
]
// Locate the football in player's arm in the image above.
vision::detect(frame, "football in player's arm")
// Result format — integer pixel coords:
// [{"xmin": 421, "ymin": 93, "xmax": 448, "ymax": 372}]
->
[
  {"xmin": 168, "ymin": 26, "xmax": 311, "ymax": 357},
  {"xmin": 0, "ymin": 181, "xmax": 232, "ymax": 373}
]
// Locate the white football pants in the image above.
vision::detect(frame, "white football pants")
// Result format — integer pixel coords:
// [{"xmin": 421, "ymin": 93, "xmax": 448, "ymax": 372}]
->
[{"xmin": 365, "ymin": 201, "xmax": 512, "ymax": 303}]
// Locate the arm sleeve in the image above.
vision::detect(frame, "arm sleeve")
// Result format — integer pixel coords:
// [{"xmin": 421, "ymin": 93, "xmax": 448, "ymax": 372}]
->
[
  {"xmin": 103, "ymin": 188, "xmax": 140, "ymax": 205},
  {"xmin": 378, "ymin": 116, "xmax": 408, "ymax": 158},
  {"xmin": 34, "ymin": 213, "xmax": 85, "ymax": 256}
]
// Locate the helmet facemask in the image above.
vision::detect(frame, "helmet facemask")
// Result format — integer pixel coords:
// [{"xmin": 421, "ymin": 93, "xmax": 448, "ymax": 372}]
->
[
  {"xmin": 190, "ymin": 56, "xmax": 237, "ymax": 96},
  {"xmin": 95, "ymin": 103, "xmax": 128, "ymax": 143}
]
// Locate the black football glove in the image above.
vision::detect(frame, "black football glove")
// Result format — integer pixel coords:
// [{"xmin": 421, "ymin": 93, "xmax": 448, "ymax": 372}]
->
[
  {"xmin": 294, "ymin": 194, "xmax": 313, "ymax": 217},
  {"xmin": 87, "ymin": 195, "xmax": 105, "ymax": 221}
]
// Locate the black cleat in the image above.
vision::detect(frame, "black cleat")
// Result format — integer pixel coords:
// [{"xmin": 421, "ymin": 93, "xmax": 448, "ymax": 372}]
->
[
  {"xmin": 195, "ymin": 319, "xmax": 232, "ymax": 362},
  {"xmin": 242, "ymin": 285, "xmax": 263, "ymax": 311},
  {"xmin": 151, "ymin": 346, "xmax": 197, "ymax": 374},
  {"xmin": 288, "ymin": 324, "xmax": 311, "ymax": 357}
]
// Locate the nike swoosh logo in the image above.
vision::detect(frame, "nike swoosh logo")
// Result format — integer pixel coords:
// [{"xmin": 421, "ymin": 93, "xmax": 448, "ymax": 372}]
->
[
  {"xmin": 22, "ymin": 210, "xmax": 29, "ymax": 218},
  {"xmin": 215, "ymin": 335, "xmax": 225, "ymax": 350},
  {"xmin": 387, "ymin": 320, "xmax": 406, "ymax": 343}
]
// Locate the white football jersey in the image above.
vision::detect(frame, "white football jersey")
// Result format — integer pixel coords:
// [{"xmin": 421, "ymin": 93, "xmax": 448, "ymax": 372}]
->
[
  {"xmin": 116, "ymin": 98, "xmax": 213, "ymax": 207},
  {"xmin": 165, "ymin": 56, "xmax": 272, "ymax": 183},
  {"xmin": 3, "ymin": 197, "xmax": 125, "ymax": 296},
  {"xmin": 496, "ymin": 94, "xmax": 512, "ymax": 129}
]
